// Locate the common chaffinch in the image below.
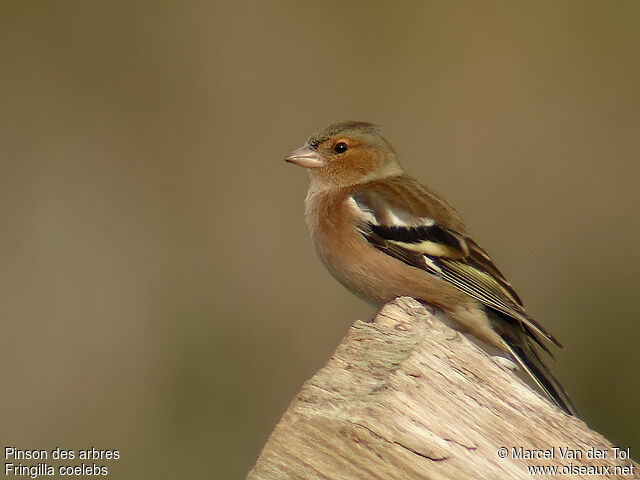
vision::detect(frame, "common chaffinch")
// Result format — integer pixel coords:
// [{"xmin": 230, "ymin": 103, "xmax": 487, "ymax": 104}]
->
[{"xmin": 285, "ymin": 120, "xmax": 579, "ymax": 417}]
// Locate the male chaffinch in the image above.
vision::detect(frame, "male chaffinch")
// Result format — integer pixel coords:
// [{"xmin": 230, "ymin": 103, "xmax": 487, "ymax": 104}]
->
[{"xmin": 285, "ymin": 120, "xmax": 580, "ymax": 417}]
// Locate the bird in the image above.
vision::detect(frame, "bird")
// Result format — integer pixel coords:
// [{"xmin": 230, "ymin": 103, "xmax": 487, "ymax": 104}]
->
[{"xmin": 284, "ymin": 120, "xmax": 580, "ymax": 417}]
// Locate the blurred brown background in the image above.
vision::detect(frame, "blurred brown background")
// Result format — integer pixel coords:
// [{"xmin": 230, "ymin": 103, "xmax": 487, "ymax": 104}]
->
[{"xmin": 1, "ymin": 1, "xmax": 638, "ymax": 478}]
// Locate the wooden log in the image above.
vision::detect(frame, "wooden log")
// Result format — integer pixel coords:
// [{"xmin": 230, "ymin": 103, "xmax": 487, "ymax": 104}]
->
[{"xmin": 247, "ymin": 297, "xmax": 638, "ymax": 480}]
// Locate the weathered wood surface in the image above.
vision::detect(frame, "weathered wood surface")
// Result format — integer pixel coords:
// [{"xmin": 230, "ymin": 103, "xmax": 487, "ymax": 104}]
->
[{"xmin": 248, "ymin": 297, "xmax": 638, "ymax": 480}]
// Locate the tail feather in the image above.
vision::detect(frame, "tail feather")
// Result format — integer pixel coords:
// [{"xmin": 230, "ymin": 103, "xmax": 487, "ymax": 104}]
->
[{"xmin": 502, "ymin": 335, "xmax": 581, "ymax": 418}]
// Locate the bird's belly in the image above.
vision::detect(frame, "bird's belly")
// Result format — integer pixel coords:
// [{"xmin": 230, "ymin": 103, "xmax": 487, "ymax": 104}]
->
[
  {"xmin": 314, "ymin": 226, "xmax": 431, "ymax": 306},
  {"xmin": 311, "ymin": 218, "xmax": 502, "ymax": 348}
]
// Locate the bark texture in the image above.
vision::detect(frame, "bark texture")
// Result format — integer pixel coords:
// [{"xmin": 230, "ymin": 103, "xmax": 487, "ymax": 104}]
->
[{"xmin": 248, "ymin": 297, "xmax": 638, "ymax": 480}]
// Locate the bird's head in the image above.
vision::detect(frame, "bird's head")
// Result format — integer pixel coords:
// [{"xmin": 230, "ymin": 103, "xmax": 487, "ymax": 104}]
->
[{"xmin": 285, "ymin": 121, "xmax": 403, "ymax": 189}]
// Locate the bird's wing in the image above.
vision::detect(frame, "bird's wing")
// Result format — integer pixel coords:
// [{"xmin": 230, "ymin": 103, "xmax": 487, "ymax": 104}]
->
[{"xmin": 350, "ymin": 185, "xmax": 561, "ymax": 349}]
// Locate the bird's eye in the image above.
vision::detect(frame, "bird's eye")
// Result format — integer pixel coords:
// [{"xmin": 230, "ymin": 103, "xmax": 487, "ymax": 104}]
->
[{"xmin": 334, "ymin": 142, "xmax": 348, "ymax": 154}]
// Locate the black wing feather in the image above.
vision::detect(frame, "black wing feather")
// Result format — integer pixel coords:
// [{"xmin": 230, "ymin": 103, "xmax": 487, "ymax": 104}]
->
[{"xmin": 349, "ymin": 186, "xmax": 579, "ymax": 417}]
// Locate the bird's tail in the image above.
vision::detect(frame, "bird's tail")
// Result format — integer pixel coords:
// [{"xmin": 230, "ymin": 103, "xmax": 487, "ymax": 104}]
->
[{"xmin": 501, "ymin": 333, "xmax": 581, "ymax": 418}]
